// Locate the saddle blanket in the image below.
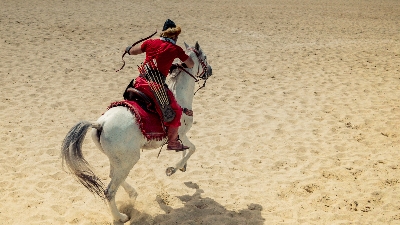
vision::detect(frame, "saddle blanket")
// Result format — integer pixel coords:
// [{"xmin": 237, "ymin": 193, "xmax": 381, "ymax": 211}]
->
[{"xmin": 107, "ymin": 100, "xmax": 167, "ymax": 140}]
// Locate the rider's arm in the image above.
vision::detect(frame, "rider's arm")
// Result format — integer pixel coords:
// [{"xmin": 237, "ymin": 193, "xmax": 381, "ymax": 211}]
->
[
  {"xmin": 169, "ymin": 56, "xmax": 194, "ymax": 74},
  {"xmin": 127, "ymin": 45, "xmax": 143, "ymax": 55},
  {"xmin": 182, "ymin": 56, "xmax": 194, "ymax": 68}
]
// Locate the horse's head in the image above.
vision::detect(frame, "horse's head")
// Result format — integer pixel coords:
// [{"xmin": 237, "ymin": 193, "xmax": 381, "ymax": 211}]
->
[{"xmin": 184, "ymin": 42, "xmax": 212, "ymax": 80}]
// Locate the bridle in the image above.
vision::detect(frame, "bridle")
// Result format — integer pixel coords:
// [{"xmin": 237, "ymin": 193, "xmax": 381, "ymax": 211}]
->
[{"xmin": 176, "ymin": 48, "xmax": 210, "ymax": 95}]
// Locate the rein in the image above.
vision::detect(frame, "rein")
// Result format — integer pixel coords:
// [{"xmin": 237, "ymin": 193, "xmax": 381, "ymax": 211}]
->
[
  {"xmin": 116, "ymin": 30, "xmax": 157, "ymax": 72},
  {"xmin": 176, "ymin": 65, "xmax": 199, "ymax": 82},
  {"xmin": 176, "ymin": 48, "xmax": 209, "ymax": 95}
]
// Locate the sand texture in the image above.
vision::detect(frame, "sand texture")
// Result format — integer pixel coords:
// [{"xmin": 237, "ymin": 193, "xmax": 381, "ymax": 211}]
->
[{"xmin": 1, "ymin": 0, "xmax": 400, "ymax": 224}]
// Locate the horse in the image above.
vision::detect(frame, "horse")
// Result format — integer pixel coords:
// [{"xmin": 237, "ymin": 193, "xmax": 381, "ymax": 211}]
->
[{"xmin": 61, "ymin": 42, "xmax": 212, "ymax": 223}]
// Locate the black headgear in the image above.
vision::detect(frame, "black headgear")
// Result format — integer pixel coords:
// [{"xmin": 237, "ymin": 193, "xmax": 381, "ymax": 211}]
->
[{"xmin": 162, "ymin": 19, "xmax": 176, "ymax": 31}]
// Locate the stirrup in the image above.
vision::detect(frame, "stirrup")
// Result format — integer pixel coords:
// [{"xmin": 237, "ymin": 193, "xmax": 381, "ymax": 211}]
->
[{"xmin": 167, "ymin": 141, "xmax": 189, "ymax": 152}]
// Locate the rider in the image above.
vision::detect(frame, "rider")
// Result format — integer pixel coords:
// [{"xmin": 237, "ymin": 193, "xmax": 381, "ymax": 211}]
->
[{"xmin": 125, "ymin": 19, "xmax": 194, "ymax": 151}]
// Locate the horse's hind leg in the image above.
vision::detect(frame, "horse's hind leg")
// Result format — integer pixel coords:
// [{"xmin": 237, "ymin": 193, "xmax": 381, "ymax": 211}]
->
[
  {"xmin": 106, "ymin": 159, "xmax": 138, "ymax": 223},
  {"xmin": 111, "ymin": 159, "xmax": 137, "ymax": 199},
  {"xmin": 121, "ymin": 181, "xmax": 138, "ymax": 200}
]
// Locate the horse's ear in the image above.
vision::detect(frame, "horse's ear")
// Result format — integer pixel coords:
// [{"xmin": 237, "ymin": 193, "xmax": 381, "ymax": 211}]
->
[
  {"xmin": 184, "ymin": 42, "xmax": 190, "ymax": 49},
  {"xmin": 195, "ymin": 42, "xmax": 200, "ymax": 51}
]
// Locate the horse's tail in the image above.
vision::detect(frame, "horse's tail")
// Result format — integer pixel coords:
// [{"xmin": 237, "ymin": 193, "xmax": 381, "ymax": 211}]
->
[{"xmin": 61, "ymin": 121, "xmax": 106, "ymax": 200}]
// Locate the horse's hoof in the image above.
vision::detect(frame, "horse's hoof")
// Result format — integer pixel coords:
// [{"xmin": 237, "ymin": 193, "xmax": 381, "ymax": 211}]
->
[
  {"xmin": 166, "ymin": 167, "xmax": 176, "ymax": 176},
  {"xmin": 179, "ymin": 163, "xmax": 187, "ymax": 172},
  {"xmin": 119, "ymin": 213, "xmax": 129, "ymax": 223},
  {"xmin": 113, "ymin": 213, "xmax": 129, "ymax": 224}
]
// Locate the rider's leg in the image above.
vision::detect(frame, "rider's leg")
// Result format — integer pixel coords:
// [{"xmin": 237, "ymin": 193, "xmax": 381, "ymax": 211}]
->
[
  {"xmin": 167, "ymin": 126, "xmax": 189, "ymax": 151},
  {"xmin": 165, "ymin": 89, "xmax": 189, "ymax": 151}
]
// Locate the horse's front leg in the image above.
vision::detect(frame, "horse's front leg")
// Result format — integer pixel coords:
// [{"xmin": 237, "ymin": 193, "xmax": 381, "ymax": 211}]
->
[
  {"xmin": 179, "ymin": 150, "xmax": 189, "ymax": 172},
  {"xmin": 166, "ymin": 135, "xmax": 195, "ymax": 176}
]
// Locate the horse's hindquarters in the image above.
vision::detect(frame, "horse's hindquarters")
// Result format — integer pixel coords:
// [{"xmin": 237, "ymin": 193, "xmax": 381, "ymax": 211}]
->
[{"xmin": 94, "ymin": 107, "xmax": 144, "ymax": 158}]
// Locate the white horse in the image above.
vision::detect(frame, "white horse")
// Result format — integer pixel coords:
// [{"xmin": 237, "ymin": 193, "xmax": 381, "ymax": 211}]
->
[{"xmin": 61, "ymin": 42, "xmax": 212, "ymax": 223}]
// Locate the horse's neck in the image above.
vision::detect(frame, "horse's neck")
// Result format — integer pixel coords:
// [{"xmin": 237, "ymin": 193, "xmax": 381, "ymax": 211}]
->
[{"xmin": 168, "ymin": 59, "xmax": 199, "ymax": 109}]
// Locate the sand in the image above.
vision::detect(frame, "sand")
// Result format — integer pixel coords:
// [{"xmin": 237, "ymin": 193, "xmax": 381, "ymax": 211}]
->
[{"xmin": 1, "ymin": 0, "xmax": 400, "ymax": 224}]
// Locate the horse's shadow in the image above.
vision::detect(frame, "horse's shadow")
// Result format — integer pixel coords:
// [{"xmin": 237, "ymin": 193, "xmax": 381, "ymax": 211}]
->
[{"xmin": 117, "ymin": 181, "xmax": 265, "ymax": 225}]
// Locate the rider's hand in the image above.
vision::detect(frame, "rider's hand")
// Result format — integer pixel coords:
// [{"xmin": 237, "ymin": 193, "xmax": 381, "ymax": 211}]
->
[
  {"xmin": 125, "ymin": 46, "xmax": 132, "ymax": 55},
  {"xmin": 169, "ymin": 63, "xmax": 179, "ymax": 73},
  {"xmin": 183, "ymin": 108, "xmax": 193, "ymax": 116}
]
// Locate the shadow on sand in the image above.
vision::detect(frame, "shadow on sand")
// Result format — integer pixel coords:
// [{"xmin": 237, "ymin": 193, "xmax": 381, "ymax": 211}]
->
[{"xmin": 116, "ymin": 181, "xmax": 265, "ymax": 225}]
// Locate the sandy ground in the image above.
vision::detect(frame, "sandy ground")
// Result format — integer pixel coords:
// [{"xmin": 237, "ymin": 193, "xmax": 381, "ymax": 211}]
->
[{"xmin": 1, "ymin": 0, "xmax": 400, "ymax": 224}]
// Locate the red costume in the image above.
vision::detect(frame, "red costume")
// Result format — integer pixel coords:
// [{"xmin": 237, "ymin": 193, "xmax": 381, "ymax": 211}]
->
[
  {"xmin": 141, "ymin": 39, "xmax": 188, "ymax": 76},
  {"xmin": 133, "ymin": 38, "xmax": 189, "ymax": 127}
]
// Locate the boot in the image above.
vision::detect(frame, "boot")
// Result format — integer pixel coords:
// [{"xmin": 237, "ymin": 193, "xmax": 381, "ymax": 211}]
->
[{"xmin": 167, "ymin": 126, "xmax": 189, "ymax": 151}]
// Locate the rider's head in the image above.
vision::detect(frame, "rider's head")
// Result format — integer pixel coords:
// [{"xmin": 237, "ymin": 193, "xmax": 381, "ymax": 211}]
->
[{"xmin": 160, "ymin": 19, "xmax": 181, "ymax": 42}]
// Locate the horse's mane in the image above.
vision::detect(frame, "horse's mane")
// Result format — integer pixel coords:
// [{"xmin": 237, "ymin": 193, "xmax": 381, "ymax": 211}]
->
[{"xmin": 167, "ymin": 64, "xmax": 180, "ymax": 88}]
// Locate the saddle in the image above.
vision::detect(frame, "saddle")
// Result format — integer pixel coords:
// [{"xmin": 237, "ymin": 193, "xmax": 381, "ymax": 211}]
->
[
  {"xmin": 123, "ymin": 77, "xmax": 176, "ymax": 123},
  {"xmin": 115, "ymin": 78, "xmax": 192, "ymax": 141},
  {"xmin": 124, "ymin": 87, "xmax": 154, "ymax": 110},
  {"xmin": 123, "ymin": 79, "xmax": 156, "ymax": 112},
  {"xmin": 111, "ymin": 79, "xmax": 166, "ymax": 140}
]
